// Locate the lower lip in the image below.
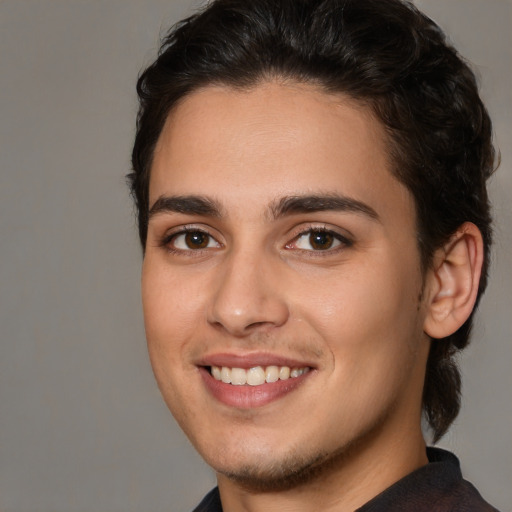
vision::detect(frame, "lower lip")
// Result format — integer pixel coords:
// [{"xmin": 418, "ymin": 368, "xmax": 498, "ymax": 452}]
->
[{"xmin": 199, "ymin": 367, "xmax": 312, "ymax": 409}]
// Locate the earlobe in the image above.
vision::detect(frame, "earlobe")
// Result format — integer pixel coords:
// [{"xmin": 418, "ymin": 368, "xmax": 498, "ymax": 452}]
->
[{"xmin": 423, "ymin": 222, "xmax": 484, "ymax": 339}]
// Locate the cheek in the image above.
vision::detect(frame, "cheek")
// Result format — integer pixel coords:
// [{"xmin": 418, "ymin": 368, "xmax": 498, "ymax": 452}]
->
[
  {"xmin": 295, "ymin": 262, "xmax": 425, "ymax": 437},
  {"xmin": 142, "ymin": 266, "xmax": 205, "ymax": 428},
  {"xmin": 141, "ymin": 262, "xmax": 204, "ymax": 387},
  {"xmin": 295, "ymin": 254, "xmax": 424, "ymax": 369},
  {"xmin": 143, "ymin": 260, "xmax": 203, "ymax": 337}
]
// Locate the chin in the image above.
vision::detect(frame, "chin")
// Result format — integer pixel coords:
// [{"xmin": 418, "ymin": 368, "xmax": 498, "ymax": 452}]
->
[
  {"xmin": 214, "ymin": 448, "xmax": 335, "ymax": 492},
  {"xmin": 201, "ymin": 407, "xmax": 392, "ymax": 492},
  {"xmin": 204, "ymin": 429, "xmax": 368, "ymax": 493}
]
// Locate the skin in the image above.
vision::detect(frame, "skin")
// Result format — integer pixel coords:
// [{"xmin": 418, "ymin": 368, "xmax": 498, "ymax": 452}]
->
[{"xmin": 142, "ymin": 81, "xmax": 439, "ymax": 511}]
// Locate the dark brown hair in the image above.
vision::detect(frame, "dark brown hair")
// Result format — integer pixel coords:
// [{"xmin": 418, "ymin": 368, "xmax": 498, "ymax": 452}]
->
[{"xmin": 129, "ymin": 0, "xmax": 495, "ymax": 441}]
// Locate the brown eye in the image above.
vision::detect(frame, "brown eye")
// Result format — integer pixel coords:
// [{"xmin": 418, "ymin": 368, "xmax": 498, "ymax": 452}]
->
[
  {"xmin": 185, "ymin": 232, "xmax": 209, "ymax": 249},
  {"xmin": 309, "ymin": 231, "xmax": 334, "ymax": 250},
  {"xmin": 289, "ymin": 229, "xmax": 348, "ymax": 252},
  {"xmin": 169, "ymin": 230, "xmax": 220, "ymax": 251}
]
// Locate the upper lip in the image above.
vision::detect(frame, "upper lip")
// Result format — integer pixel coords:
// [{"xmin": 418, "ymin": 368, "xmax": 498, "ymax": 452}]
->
[{"xmin": 197, "ymin": 352, "xmax": 315, "ymax": 369}]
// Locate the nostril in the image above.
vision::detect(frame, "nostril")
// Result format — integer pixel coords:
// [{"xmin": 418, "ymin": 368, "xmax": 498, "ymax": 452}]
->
[{"xmin": 247, "ymin": 321, "xmax": 270, "ymax": 330}]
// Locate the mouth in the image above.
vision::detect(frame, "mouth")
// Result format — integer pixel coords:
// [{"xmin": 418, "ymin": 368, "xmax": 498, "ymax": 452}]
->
[
  {"xmin": 209, "ymin": 365, "xmax": 311, "ymax": 386},
  {"xmin": 198, "ymin": 358, "xmax": 314, "ymax": 408}
]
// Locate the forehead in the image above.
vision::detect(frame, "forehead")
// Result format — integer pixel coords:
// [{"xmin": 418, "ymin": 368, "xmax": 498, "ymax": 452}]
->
[{"xmin": 149, "ymin": 81, "xmax": 412, "ymax": 223}]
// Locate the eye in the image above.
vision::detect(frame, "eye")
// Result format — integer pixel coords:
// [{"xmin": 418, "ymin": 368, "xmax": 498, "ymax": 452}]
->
[
  {"xmin": 168, "ymin": 230, "xmax": 220, "ymax": 251},
  {"xmin": 288, "ymin": 229, "xmax": 349, "ymax": 251}
]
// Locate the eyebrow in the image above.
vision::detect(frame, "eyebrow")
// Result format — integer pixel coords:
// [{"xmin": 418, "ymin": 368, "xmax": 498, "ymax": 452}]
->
[
  {"xmin": 269, "ymin": 194, "xmax": 380, "ymax": 221},
  {"xmin": 148, "ymin": 195, "xmax": 223, "ymax": 219},
  {"xmin": 147, "ymin": 193, "xmax": 380, "ymax": 223}
]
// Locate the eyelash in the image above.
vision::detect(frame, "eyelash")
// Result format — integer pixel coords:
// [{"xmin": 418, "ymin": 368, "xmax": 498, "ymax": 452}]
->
[
  {"xmin": 159, "ymin": 225, "xmax": 352, "ymax": 255},
  {"xmin": 159, "ymin": 226, "xmax": 221, "ymax": 255},
  {"xmin": 286, "ymin": 226, "xmax": 352, "ymax": 254}
]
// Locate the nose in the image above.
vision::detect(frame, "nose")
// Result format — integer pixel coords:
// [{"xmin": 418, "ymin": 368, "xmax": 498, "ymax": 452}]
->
[{"xmin": 207, "ymin": 250, "xmax": 289, "ymax": 337}]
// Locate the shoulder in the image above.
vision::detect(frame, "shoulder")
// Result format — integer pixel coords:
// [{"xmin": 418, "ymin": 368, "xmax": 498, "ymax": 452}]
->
[
  {"xmin": 425, "ymin": 448, "xmax": 499, "ymax": 512},
  {"xmin": 358, "ymin": 447, "xmax": 500, "ymax": 512}
]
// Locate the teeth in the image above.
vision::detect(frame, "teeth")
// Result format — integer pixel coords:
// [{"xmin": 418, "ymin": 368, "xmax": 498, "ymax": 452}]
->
[
  {"xmin": 210, "ymin": 365, "xmax": 309, "ymax": 385},
  {"xmin": 265, "ymin": 365, "xmax": 279, "ymax": 383},
  {"xmin": 221, "ymin": 366, "xmax": 231, "ymax": 384},
  {"xmin": 279, "ymin": 366, "xmax": 290, "ymax": 380},
  {"xmin": 211, "ymin": 366, "xmax": 222, "ymax": 380},
  {"xmin": 247, "ymin": 366, "xmax": 266, "ymax": 386},
  {"xmin": 231, "ymin": 367, "xmax": 247, "ymax": 385}
]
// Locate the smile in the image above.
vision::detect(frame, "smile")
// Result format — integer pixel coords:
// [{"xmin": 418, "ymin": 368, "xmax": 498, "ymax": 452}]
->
[
  {"xmin": 200, "ymin": 361, "xmax": 314, "ymax": 408},
  {"xmin": 210, "ymin": 365, "xmax": 310, "ymax": 386}
]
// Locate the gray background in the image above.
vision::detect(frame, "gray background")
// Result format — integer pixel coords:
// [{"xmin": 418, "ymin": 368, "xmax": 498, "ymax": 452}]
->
[{"xmin": 0, "ymin": 1, "xmax": 510, "ymax": 511}]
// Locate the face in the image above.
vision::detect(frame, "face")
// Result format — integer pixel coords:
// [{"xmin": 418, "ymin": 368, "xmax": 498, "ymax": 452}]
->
[{"xmin": 143, "ymin": 82, "xmax": 431, "ymax": 487}]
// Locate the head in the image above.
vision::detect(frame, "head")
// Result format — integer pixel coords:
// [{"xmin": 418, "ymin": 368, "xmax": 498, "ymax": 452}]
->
[{"xmin": 130, "ymin": 0, "xmax": 494, "ymax": 448}]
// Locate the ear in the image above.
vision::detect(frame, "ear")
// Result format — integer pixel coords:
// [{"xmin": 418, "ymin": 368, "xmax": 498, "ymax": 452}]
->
[{"xmin": 423, "ymin": 222, "xmax": 484, "ymax": 339}]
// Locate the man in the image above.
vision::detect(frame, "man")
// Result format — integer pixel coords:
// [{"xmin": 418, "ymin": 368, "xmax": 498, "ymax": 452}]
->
[{"xmin": 129, "ymin": 0, "xmax": 499, "ymax": 510}]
